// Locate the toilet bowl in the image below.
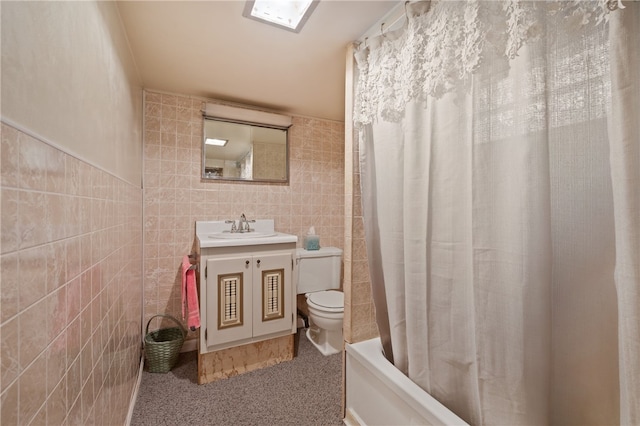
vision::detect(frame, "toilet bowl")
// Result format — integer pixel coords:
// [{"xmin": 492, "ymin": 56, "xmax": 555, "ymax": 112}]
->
[
  {"xmin": 305, "ymin": 289, "xmax": 344, "ymax": 356},
  {"xmin": 296, "ymin": 247, "xmax": 344, "ymax": 356}
]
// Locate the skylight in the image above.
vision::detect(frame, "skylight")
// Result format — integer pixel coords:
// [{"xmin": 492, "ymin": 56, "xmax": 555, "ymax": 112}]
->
[{"xmin": 243, "ymin": 0, "xmax": 319, "ymax": 33}]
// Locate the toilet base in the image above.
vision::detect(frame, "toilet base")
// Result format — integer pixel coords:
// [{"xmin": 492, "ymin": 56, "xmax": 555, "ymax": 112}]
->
[{"xmin": 306, "ymin": 325, "xmax": 342, "ymax": 356}]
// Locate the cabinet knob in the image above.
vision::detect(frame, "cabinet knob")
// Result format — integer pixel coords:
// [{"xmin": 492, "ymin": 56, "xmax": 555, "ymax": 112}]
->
[
  {"xmin": 245, "ymin": 260, "xmax": 250, "ymax": 266},
  {"xmin": 256, "ymin": 259, "xmax": 261, "ymax": 266}
]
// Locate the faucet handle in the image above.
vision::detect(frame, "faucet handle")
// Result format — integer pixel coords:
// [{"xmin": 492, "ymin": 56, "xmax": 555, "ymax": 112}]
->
[{"xmin": 225, "ymin": 220, "xmax": 237, "ymax": 232}]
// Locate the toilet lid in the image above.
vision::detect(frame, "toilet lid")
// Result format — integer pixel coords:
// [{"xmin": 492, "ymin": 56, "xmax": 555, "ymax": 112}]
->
[{"xmin": 307, "ymin": 290, "xmax": 344, "ymax": 311}]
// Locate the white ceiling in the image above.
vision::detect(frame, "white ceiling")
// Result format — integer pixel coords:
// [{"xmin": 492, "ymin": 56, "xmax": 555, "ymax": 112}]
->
[{"xmin": 116, "ymin": 1, "xmax": 399, "ymax": 122}]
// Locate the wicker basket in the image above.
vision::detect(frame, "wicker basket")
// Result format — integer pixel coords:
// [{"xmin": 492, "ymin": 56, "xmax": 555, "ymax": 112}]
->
[{"xmin": 144, "ymin": 314, "xmax": 186, "ymax": 373}]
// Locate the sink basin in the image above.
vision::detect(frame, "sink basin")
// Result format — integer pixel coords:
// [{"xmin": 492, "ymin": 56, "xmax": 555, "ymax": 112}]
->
[
  {"xmin": 209, "ymin": 231, "xmax": 277, "ymax": 239},
  {"xmin": 197, "ymin": 220, "xmax": 297, "ymax": 248}
]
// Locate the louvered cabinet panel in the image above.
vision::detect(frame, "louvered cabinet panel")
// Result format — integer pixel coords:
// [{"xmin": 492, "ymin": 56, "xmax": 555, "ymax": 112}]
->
[
  {"xmin": 252, "ymin": 252, "xmax": 292, "ymax": 337},
  {"xmin": 206, "ymin": 256, "xmax": 253, "ymax": 347}
]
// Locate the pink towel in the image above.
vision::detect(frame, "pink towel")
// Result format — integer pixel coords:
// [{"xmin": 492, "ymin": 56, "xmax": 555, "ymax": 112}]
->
[{"xmin": 182, "ymin": 255, "xmax": 200, "ymax": 331}]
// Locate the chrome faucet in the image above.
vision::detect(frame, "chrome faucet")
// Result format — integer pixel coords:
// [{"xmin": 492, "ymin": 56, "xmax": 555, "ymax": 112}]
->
[
  {"xmin": 237, "ymin": 213, "xmax": 255, "ymax": 232},
  {"xmin": 226, "ymin": 214, "xmax": 255, "ymax": 233}
]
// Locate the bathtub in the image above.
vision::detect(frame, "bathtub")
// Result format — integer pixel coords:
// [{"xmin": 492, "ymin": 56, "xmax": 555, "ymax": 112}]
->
[{"xmin": 344, "ymin": 338, "xmax": 469, "ymax": 426}]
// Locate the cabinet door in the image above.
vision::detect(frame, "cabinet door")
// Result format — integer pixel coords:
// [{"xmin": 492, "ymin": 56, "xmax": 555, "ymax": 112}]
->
[
  {"xmin": 252, "ymin": 252, "xmax": 294, "ymax": 337},
  {"xmin": 206, "ymin": 256, "xmax": 253, "ymax": 347}
]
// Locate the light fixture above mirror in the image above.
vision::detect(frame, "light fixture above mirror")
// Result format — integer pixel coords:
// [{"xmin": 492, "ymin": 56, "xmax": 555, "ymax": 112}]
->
[{"xmin": 242, "ymin": 0, "xmax": 319, "ymax": 33}]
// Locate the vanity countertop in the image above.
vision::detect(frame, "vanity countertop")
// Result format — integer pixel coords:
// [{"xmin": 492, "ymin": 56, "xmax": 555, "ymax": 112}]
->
[{"xmin": 196, "ymin": 220, "xmax": 297, "ymax": 248}]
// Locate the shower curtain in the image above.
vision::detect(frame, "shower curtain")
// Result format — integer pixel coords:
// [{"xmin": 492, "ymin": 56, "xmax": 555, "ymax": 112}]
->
[{"xmin": 354, "ymin": 1, "xmax": 639, "ymax": 425}]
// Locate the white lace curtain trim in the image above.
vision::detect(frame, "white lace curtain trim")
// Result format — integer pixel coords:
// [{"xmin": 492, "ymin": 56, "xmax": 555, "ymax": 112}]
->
[{"xmin": 354, "ymin": 0, "xmax": 619, "ymax": 126}]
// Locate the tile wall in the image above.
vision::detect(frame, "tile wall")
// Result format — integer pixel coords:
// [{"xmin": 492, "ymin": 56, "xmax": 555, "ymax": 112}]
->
[
  {"xmin": 142, "ymin": 91, "xmax": 345, "ymax": 334},
  {"xmin": 0, "ymin": 123, "xmax": 143, "ymax": 425},
  {"xmin": 341, "ymin": 44, "xmax": 379, "ymax": 345},
  {"xmin": 343, "ymin": 124, "xmax": 378, "ymax": 344}
]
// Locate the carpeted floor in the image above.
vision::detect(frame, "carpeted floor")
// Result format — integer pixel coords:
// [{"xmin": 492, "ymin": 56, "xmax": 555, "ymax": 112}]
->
[{"xmin": 130, "ymin": 329, "xmax": 343, "ymax": 426}]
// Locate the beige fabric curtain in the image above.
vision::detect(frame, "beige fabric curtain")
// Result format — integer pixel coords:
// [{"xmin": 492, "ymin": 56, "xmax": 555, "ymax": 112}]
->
[
  {"xmin": 609, "ymin": 4, "xmax": 640, "ymax": 424},
  {"xmin": 356, "ymin": 1, "xmax": 639, "ymax": 424}
]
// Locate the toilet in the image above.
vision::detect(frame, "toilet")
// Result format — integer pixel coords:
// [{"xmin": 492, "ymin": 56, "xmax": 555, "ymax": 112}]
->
[{"xmin": 296, "ymin": 247, "xmax": 344, "ymax": 356}]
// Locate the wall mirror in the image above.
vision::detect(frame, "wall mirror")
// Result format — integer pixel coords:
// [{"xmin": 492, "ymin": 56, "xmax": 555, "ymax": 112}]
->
[{"xmin": 202, "ymin": 105, "xmax": 291, "ymax": 183}]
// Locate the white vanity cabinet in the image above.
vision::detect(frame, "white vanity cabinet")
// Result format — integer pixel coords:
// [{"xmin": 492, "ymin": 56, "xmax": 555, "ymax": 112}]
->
[{"xmin": 199, "ymin": 244, "xmax": 297, "ymax": 353}]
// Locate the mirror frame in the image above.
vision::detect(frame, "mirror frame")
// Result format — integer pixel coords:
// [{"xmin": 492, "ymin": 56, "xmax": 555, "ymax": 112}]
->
[{"xmin": 202, "ymin": 116, "xmax": 290, "ymax": 184}]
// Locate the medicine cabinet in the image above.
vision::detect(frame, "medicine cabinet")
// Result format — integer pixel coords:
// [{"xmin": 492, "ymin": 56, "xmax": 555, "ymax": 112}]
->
[{"xmin": 202, "ymin": 104, "xmax": 292, "ymax": 183}]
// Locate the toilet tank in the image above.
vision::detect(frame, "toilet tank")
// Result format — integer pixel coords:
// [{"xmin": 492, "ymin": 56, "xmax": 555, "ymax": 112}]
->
[{"xmin": 296, "ymin": 247, "xmax": 343, "ymax": 294}]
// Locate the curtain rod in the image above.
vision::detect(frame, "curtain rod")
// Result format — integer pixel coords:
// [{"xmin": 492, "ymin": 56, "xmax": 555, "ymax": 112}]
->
[{"xmin": 357, "ymin": 1, "xmax": 415, "ymax": 43}]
